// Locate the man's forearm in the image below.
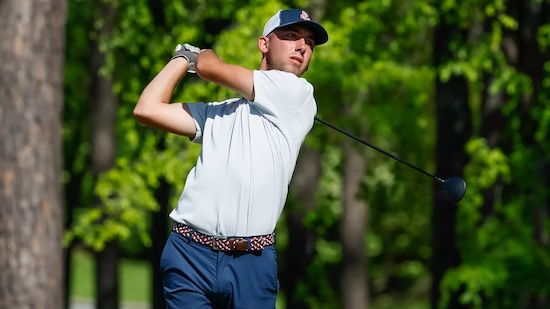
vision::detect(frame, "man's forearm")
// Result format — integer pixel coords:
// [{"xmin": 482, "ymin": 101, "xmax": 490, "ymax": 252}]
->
[
  {"xmin": 195, "ymin": 49, "xmax": 255, "ymax": 100},
  {"xmin": 137, "ymin": 58, "xmax": 188, "ymax": 107}
]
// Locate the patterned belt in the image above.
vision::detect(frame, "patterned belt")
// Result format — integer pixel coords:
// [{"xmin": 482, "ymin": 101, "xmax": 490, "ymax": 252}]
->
[{"xmin": 172, "ymin": 222, "xmax": 275, "ymax": 251}]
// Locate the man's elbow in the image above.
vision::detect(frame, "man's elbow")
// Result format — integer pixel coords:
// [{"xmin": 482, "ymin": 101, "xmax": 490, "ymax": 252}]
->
[{"xmin": 133, "ymin": 103, "xmax": 152, "ymax": 125}]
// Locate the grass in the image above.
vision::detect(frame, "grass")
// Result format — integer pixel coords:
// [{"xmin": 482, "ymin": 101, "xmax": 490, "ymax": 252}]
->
[
  {"xmin": 372, "ymin": 296, "xmax": 429, "ymax": 309},
  {"xmin": 70, "ymin": 249, "xmax": 151, "ymax": 304}
]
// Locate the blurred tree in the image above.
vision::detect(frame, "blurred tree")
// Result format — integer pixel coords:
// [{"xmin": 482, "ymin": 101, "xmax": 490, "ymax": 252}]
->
[
  {"xmin": 337, "ymin": 8, "xmax": 370, "ymax": 309},
  {"xmin": 89, "ymin": 2, "xmax": 120, "ymax": 308},
  {"xmin": 431, "ymin": 3, "xmax": 473, "ymax": 309},
  {"xmin": 65, "ymin": 1, "xmax": 550, "ymax": 309},
  {"xmin": 62, "ymin": 0, "xmax": 94, "ymax": 307},
  {"xmin": 436, "ymin": 1, "xmax": 550, "ymax": 308},
  {"xmin": 0, "ymin": 0, "xmax": 67, "ymax": 308},
  {"xmin": 63, "ymin": 1, "xmax": 268, "ymax": 309},
  {"xmin": 341, "ymin": 125, "xmax": 369, "ymax": 309},
  {"xmin": 283, "ymin": 2, "xmax": 331, "ymax": 309},
  {"xmin": 309, "ymin": 1, "xmax": 438, "ymax": 308},
  {"xmin": 477, "ymin": 1, "xmax": 550, "ymax": 307}
]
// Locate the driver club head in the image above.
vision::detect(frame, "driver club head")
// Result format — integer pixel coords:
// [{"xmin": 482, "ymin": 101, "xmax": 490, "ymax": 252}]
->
[{"xmin": 442, "ymin": 177, "xmax": 466, "ymax": 204}]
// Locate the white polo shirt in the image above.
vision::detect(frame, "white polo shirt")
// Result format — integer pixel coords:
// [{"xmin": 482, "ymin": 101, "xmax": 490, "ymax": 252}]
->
[{"xmin": 169, "ymin": 70, "xmax": 317, "ymax": 237}]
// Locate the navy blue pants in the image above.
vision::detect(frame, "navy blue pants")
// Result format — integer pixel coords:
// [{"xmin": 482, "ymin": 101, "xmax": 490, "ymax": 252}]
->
[{"xmin": 160, "ymin": 232, "xmax": 279, "ymax": 309}]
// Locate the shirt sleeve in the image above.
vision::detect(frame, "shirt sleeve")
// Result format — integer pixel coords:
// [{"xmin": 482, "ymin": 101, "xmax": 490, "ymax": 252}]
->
[
  {"xmin": 252, "ymin": 70, "xmax": 314, "ymax": 123},
  {"xmin": 186, "ymin": 102, "xmax": 207, "ymax": 144}
]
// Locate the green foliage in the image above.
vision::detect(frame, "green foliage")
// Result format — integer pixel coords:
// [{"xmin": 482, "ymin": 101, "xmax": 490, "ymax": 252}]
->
[
  {"xmin": 63, "ymin": 0, "xmax": 550, "ymax": 307},
  {"xmin": 304, "ymin": 145, "xmax": 342, "ymax": 235},
  {"xmin": 297, "ymin": 1, "xmax": 438, "ymax": 305},
  {"xmin": 64, "ymin": 0, "xmax": 213, "ymax": 252},
  {"xmin": 64, "ymin": 140, "xmax": 199, "ymax": 251},
  {"xmin": 434, "ymin": 0, "xmax": 550, "ymax": 307},
  {"xmin": 439, "ymin": 139, "xmax": 511, "ymax": 308}
]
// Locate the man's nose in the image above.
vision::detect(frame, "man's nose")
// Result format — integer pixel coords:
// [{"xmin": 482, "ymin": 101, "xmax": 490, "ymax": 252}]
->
[{"xmin": 296, "ymin": 38, "xmax": 307, "ymax": 53}]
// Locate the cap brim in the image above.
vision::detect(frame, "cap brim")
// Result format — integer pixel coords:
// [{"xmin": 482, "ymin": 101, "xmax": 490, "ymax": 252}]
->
[{"xmin": 278, "ymin": 20, "xmax": 329, "ymax": 45}]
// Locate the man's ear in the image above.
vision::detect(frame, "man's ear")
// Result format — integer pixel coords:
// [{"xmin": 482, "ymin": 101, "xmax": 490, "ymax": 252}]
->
[{"xmin": 258, "ymin": 36, "xmax": 269, "ymax": 53}]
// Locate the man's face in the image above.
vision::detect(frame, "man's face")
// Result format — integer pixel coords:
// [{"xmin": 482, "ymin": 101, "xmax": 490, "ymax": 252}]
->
[{"xmin": 264, "ymin": 25, "xmax": 316, "ymax": 77}]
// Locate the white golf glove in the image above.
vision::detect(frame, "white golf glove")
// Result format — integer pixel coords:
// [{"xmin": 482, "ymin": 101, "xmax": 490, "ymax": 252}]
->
[{"xmin": 171, "ymin": 43, "xmax": 202, "ymax": 73}]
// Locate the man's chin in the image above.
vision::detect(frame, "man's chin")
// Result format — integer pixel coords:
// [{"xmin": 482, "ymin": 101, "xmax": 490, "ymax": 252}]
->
[
  {"xmin": 272, "ymin": 64, "xmax": 306, "ymax": 77},
  {"xmin": 287, "ymin": 66, "xmax": 306, "ymax": 77}
]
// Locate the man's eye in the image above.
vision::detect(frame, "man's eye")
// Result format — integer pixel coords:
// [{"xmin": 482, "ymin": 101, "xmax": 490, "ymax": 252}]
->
[{"xmin": 287, "ymin": 33, "xmax": 297, "ymax": 38}]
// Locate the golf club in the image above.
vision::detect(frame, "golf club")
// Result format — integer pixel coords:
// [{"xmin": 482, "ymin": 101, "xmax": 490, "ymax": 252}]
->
[{"xmin": 314, "ymin": 117, "xmax": 466, "ymax": 204}]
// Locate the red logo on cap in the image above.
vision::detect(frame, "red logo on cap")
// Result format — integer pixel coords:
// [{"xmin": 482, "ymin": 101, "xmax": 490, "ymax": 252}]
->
[{"xmin": 300, "ymin": 11, "xmax": 311, "ymax": 21}]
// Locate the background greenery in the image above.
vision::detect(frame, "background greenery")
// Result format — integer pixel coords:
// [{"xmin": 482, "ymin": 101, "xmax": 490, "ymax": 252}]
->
[
  {"xmin": 71, "ymin": 250, "xmax": 152, "ymax": 304},
  {"xmin": 61, "ymin": 0, "xmax": 550, "ymax": 308}
]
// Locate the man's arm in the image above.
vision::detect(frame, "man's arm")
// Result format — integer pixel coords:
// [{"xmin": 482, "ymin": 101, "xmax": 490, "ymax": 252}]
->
[
  {"xmin": 195, "ymin": 49, "xmax": 255, "ymax": 101},
  {"xmin": 133, "ymin": 58, "xmax": 197, "ymax": 137}
]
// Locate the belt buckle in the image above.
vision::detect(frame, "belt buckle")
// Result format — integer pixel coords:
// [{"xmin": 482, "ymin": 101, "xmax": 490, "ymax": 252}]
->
[{"xmin": 211, "ymin": 236, "xmax": 227, "ymax": 251}]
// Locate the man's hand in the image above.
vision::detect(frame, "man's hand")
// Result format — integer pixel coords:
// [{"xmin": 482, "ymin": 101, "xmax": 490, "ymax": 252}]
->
[{"xmin": 171, "ymin": 43, "xmax": 201, "ymax": 73}]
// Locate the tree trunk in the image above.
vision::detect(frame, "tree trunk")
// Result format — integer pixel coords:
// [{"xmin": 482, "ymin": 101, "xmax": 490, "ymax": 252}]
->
[
  {"xmin": 151, "ymin": 176, "xmax": 170, "ymax": 309},
  {"xmin": 431, "ymin": 12, "xmax": 473, "ymax": 308},
  {"xmin": 284, "ymin": 147, "xmax": 322, "ymax": 309},
  {"xmin": 63, "ymin": 170, "xmax": 83, "ymax": 309},
  {"xmin": 282, "ymin": 3, "xmax": 327, "ymax": 308},
  {"xmin": 341, "ymin": 138, "xmax": 369, "ymax": 309},
  {"xmin": 89, "ymin": 3, "xmax": 118, "ymax": 307},
  {"xmin": 91, "ymin": 63, "xmax": 119, "ymax": 307},
  {"xmin": 0, "ymin": 0, "xmax": 67, "ymax": 308}
]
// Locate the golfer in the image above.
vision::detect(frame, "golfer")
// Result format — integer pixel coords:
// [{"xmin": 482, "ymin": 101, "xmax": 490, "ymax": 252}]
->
[{"xmin": 134, "ymin": 8, "xmax": 328, "ymax": 309}]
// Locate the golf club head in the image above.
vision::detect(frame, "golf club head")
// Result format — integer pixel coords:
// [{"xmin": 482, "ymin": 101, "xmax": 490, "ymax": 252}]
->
[{"xmin": 442, "ymin": 177, "xmax": 466, "ymax": 204}]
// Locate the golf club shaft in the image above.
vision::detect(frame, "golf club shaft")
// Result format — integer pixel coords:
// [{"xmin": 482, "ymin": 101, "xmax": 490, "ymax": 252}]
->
[{"xmin": 314, "ymin": 117, "xmax": 444, "ymax": 183}]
